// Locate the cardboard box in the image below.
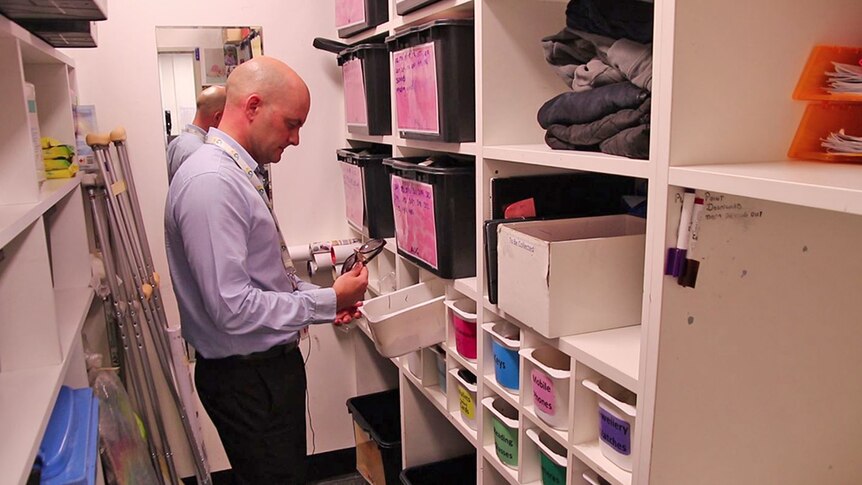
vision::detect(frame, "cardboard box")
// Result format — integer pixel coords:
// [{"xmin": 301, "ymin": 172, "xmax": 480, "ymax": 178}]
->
[{"xmin": 497, "ymin": 215, "xmax": 646, "ymax": 338}]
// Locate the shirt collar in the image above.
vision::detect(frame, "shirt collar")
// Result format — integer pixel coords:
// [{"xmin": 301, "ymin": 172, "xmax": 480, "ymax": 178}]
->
[
  {"xmin": 206, "ymin": 127, "xmax": 260, "ymax": 173},
  {"xmin": 186, "ymin": 124, "xmax": 207, "ymax": 137}
]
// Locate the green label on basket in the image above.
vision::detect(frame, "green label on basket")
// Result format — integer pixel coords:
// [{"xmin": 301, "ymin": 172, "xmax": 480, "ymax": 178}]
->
[
  {"xmin": 492, "ymin": 419, "xmax": 518, "ymax": 467},
  {"xmin": 458, "ymin": 386, "xmax": 474, "ymax": 419},
  {"xmin": 540, "ymin": 452, "xmax": 566, "ymax": 485}
]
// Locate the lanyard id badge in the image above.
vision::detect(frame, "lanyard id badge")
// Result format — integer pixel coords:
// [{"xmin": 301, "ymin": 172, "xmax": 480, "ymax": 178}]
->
[
  {"xmin": 183, "ymin": 125, "xmax": 206, "ymax": 141},
  {"xmin": 207, "ymin": 135, "xmax": 298, "ymax": 290}
]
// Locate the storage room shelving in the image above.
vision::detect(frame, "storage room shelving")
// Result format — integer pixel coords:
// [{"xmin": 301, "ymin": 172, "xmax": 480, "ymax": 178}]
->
[
  {"xmin": 0, "ymin": 14, "xmax": 97, "ymax": 485},
  {"xmin": 334, "ymin": 0, "xmax": 862, "ymax": 483}
]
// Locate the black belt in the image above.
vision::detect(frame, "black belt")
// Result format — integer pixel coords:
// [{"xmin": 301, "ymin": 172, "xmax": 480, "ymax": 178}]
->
[{"xmin": 199, "ymin": 340, "xmax": 299, "ymax": 362}]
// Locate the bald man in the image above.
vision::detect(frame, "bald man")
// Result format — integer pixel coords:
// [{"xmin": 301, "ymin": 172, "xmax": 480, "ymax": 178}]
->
[
  {"xmin": 165, "ymin": 57, "xmax": 368, "ymax": 483},
  {"xmin": 165, "ymin": 85, "xmax": 226, "ymax": 184}
]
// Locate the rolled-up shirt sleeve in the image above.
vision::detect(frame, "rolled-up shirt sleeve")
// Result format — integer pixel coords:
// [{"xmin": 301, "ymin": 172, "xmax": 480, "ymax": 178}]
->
[{"xmin": 174, "ymin": 171, "xmax": 337, "ymax": 335}]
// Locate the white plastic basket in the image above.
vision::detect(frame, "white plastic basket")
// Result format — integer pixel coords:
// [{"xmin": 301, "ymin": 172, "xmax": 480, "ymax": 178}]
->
[
  {"xmin": 520, "ymin": 347, "xmax": 571, "ymax": 430},
  {"xmin": 359, "ymin": 280, "xmax": 445, "ymax": 357},
  {"xmin": 582, "ymin": 378, "xmax": 637, "ymax": 472}
]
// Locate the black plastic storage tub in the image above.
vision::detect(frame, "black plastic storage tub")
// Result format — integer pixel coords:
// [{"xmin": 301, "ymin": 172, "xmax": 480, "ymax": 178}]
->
[
  {"xmin": 383, "ymin": 155, "xmax": 475, "ymax": 279},
  {"xmin": 400, "ymin": 453, "xmax": 477, "ymax": 484},
  {"xmin": 395, "ymin": 0, "xmax": 443, "ymax": 15},
  {"xmin": 338, "ymin": 42, "xmax": 392, "ymax": 136},
  {"xmin": 337, "ymin": 145, "xmax": 395, "ymax": 238},
  {"xmin": 347, "ymin": 389, "xmax": 402, "ymax": 485},
  {"xmin": 336, "ymin": 0, "xmax": 388, "ymax": 38},
  {"xmin": 385, "ymin": 19, "xmax": 475, "ymax": 143}
]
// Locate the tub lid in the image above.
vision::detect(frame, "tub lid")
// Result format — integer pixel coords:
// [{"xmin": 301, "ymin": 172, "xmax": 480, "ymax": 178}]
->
[
  {"xmin": 337, "ymin": 147, "xmax": 391, "ymax": 163},
  {"xmin": 383, "ymin": 155, "xmax": 474, "ymax": 175},
  {"xmin": 336, "ymin": 42, "xmax": 388, "ymax": 64},
  {"xmin": 385, "ymin": 18, "xmax": 474, "ymax": 46}
]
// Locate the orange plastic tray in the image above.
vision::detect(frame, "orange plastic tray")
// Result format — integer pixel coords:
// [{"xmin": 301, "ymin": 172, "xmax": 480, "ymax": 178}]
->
[
  {"xmin": 788, "ymin": 103, "xmax": 862, "ymax": 163},
  {"xmin": 793, "ymin": 45, "xmax": 862, "ymax": 102}
]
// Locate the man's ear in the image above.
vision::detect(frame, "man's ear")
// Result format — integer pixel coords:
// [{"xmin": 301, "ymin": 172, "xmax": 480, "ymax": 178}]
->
[
  {"xmin": 245, "ymin": 94, "xmax": 262, "ymax": 121},
  {"xmin": 213, "ymin": 110, "xmax": 224, "ymax": 127}
]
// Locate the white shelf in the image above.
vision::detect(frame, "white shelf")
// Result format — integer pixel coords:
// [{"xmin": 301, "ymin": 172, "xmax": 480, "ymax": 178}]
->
[
  {"xmin": 339, "ymin": 22, "xmax": 391, "ymax": 43},
  {"xmin": 448, "ymin": 410, "xmax": 479, "ymax": 446},
  {"xmin": 402, "ymin": 359, "xmax": 448, "ymax": 414},
  {"xmin": 559, "ymin": 326, "xmax": 641, "ymax": 394},
  {"xmin": 481, "ymin": 444, "xmax": 519, "ymax": 485},
  {"xmin": 0, "ymin": 14, "xmax": 75, "ymax": 66},
  {"xmin": 444, "ymin": 343, "xmax": 478, "ymax": 374},
  {"xmin": 483, "ymin": 375, "xmax": 519, "ymax": 409},
  {"xmin": 483, "ymin": 145, "xmax": 652, "ymax": 179},
  {"xmin": 0, "ymin": 286, "xmax": 93, "ymax": 485},
  {"xmin": 0, "ymin": 177, "xmax": 82, "ymax": 249},
  {"xmin": 345, "ymin": 132, "xmax": 397, "ymax": 146},
  {"xmin": 522, "ymin": 404, "xmax": 568, "ymax": 448},
  {"xmin": 572, "ymin": 441, "xmax": 632, "ymax": 485},
  {"xmin": 453, "ymin": 276, "xmax": 478, "ymax": 301},
  {"xmin": 392, "ymin": 0, "xmax": 475, "ymax": 30},
  {"xmin": 668, "ymin": 161, "xmax": 862, "ymax": 216},
  {"xmin": 395, "ymin": 137, "xmax": 478, "ymax": 156}
]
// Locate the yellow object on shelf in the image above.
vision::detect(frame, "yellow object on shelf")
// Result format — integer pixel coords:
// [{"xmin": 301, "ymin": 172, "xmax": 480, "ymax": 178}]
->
[
  {"xmin": 44, "ymin": 158, "xmax": 73, "ymax": 171},
  {"xmin": 46, "ymin": 164, "xmax": 79, "ymax": 179}
]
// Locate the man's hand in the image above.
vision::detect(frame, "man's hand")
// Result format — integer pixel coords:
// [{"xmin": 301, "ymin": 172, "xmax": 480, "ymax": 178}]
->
[
  {"xmin": 334, "ymin": 302, "xmax": 363, "ymax": 326},
  {"xmin": 333, "ymin": 261, "xmax": 368, "ymax": 311}
]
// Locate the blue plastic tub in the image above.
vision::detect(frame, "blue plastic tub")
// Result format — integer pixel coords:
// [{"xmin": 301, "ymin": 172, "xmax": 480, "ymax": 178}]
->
[{"xmin": 38, "ymin": 386, "xmax": 100, "ymax": 485}]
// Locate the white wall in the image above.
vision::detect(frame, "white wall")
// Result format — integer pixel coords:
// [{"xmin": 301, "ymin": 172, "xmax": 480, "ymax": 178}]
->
[{"xmin": 65, "ymin": 0, "xmax": 359, "ymax": 476}]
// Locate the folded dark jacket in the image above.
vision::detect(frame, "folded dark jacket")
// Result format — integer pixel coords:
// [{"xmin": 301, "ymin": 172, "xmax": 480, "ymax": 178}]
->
[
  {"xmin": 600, "ymin": 124, "xmax": 650, "ymax": 159},
  {"xmin": 566, "ymin": 0, "xmax": 654, "ymax": 44},
  {"xmin": 608, "ymin": 38, "xmax": 652, "ymax": 91},
  {"xmin": 544, "ymin": 97, "xmax": 650, "ymax": 149},
  {"xmin": 538, "ymin": 82, "xmax": 647, "ymax": 128},
  {"xmin": 541, "ymin": 27, "xmax": 614, "ymax": 67}
]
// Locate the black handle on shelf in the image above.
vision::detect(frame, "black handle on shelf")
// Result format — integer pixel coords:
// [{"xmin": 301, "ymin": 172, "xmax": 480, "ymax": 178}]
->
[{"xmin": 313, "ymin": 37, "xmax": 348, "ymax": 54}]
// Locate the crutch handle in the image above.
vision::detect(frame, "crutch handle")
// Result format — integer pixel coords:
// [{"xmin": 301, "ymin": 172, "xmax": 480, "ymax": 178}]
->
[
  {"xmin": 142, "ymin": 283, "xmax": 153, "ymax": 299},
  {"xmin": 110, "ymin": 127, "xmax": 127, "ymax": 142},
  {"xmin": 152, "ymin": 271, "xmax": 161, "ymax": 288},
  {"xmin": 86, "ymin": 133, "xmax": 111, "ymax": 147}
]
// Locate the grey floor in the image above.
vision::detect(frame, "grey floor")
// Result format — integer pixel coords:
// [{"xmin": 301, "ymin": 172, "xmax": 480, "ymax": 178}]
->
[{"xmin": 310, "ymin": 472, "xmax": 367, "ymax": 485}]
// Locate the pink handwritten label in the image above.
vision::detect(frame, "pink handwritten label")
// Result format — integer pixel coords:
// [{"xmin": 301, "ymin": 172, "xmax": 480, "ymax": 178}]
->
[
  {"xmin": 335, "ymin": 0, "xmax": 366, "ymax": 28},
  {"xmin": 393, "ymin": 42, "xmax": 439, "ymax": 134},
  {"xmin": 391, "ymin": 175, "xmax": 438, "ymax": 268},
  {"xmin": 532, "ymin": 369, "xmax": 556, "ymax": 416},
  {"xmin": 340, "ymin": 162, "xmax": 364, "ymax": 230},
  {"xmin": 342, "ymin": 58, "xmax": 368, "ymax": 126}
]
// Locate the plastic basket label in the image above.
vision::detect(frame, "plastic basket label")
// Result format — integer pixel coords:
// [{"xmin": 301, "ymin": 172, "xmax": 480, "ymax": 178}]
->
[
  {"xmin": 531, "ymin": 369, "xmax": 556, "ymax": 415},
  {"xmin": 391, "ymin": 175, "xmax": 438, "ymax": 268},
  {"xmin": 342, "ymin": 58, "xmax": 368, "ymax": 126},
  {"xmin": 340, "ymin": 162, "xmax": 364, "ymax": 230},
  {"xmin": 335, "ymin": 0, "xmax": 366, "ymax": 29},
  {"xmin": 540, "ymin": 453, "xmax": 565, "ymax": 485},
  {"xmin": 393, "ymin": 42, "xmax": 440, "ymax": 134},
  {"xmin": 459, "ymin": 385, "xmax": 475, "ymax": 419},
  {"xmin": 599, "ymin": 407, "xmax": 632, "ymax": 456},
  {"xmin": 492, "ymin": 419, "xmax": 518, "ymax": 466},
  {"xmin": 493, "ymin": 345, "xmax": 519, "ymax": 389}
]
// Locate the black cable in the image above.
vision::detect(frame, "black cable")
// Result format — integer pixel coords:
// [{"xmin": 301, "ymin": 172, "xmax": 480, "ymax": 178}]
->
[{"xmin": 303, "ymin": 332, "xmax": 316, "ymax": 454}]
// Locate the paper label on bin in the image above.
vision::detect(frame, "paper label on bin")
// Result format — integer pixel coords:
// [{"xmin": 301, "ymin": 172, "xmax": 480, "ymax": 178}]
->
[
  {"xmin": 393, "ymin": 42, "xmax": 440, "ymax": 134},
  {"xmin": 342, "ymin": 58, "xmax": 368, "ymax": 126},
  {"xmin": 391, "ymin": 175, "xmax": 438, "ymax": 268},
  {"xmin": 335, "ymin": 0, "xmax": 365, "ymax": 28},
  {"xmin": 532, "ymin": 369, "xmax": 556, "ymax": 416},
  {"xmin": 340, "ymin": 162, "xmax": 364, "ymax": 229},
  {"xmin": 458, "ymin": 385, "xmax": 475, "ymax": 419},
  {"xmin": 599, "ymin": 407, "xmax": 631, "ymax": 455}
]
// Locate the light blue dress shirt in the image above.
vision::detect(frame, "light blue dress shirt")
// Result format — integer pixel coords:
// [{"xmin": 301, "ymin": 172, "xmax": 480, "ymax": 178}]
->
[
  {"xmin": 166, "ymin": 124, "xmax": 206, "ymax": 185},
  {"xmin": 165, "ymin": 128, "xmax": 337, "ymax": 358}
]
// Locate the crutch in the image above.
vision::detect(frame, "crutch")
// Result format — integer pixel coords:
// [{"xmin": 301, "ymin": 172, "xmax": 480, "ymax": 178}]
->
[
  {"xmin": 85, "ymin": 181, "xmax": 164, "ymax": 479},
  {"xmin": 107, "ymin": 128, "xmax": 212, "ymax": 485},
  {"xmin": 87, "ymin": 134, "xmax": 180, "ymax": 484}
]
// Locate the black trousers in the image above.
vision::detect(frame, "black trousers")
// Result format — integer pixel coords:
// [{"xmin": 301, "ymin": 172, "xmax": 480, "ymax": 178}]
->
[{"xmin": 195, "ymin": 347, "xmax": 307, "ymax": 484}]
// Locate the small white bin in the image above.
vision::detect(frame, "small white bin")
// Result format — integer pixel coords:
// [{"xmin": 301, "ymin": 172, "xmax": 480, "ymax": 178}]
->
[
  {"xmin": 521, "ymin": 347, "xmax": 571, "ymax": 430},
  {"xmin": 407, "ymin": 350, "xmax": 423, "ymax": 379},
  {"xmin": 582, "ymin": 378, "xmax": 637, "ymax": 472},
  {"xmin": 483, "ymin": 321, "xmax": 521, "ymax": 392},
  {"xmin": 360, "ymin": 280, "xmax": 445, "ymax": 357},
  {"xmin": 451, "ymin": 368, "xmax": 478, "ymax": 430},
  {"xmin": 497, "ymin": 215, "xmax": 646, "ymax": 338},
  {"xmin": 526, "ymin": 429, "xmax": 568, "ymax": 485}
]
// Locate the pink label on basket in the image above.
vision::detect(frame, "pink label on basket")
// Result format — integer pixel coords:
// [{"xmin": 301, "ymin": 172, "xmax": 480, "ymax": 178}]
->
[
  {"xmin": 340, "ymin": 162, "xmax": 364, "ymax": 229},
  {"xmin": 453, "ymin": 317, "xmax": 477, "ymax": 360},
  {"xmin": 391, "ymin": 175, "xmax": 438, "ymax": 268},
  {"xmin": 393, "ymin": 42, "xmax": 439, "ymax": 134},
  {"xmin": 335, "ymin": 0, "xmax": 365, "ymax": 28},
  {"xmin": 342, "ymin": 58, "xmax": 368, "ymax": 126},
  {"xmin": 532, "ymin": 369, "xmax": 556, "ymax": 415}
]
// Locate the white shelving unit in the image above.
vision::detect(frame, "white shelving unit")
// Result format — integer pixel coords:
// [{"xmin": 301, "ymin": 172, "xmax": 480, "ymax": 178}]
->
[
  {"xmin": 0, "ymin": 13, "xmax": 95, "ymax": 485},
  {"xmin": 332, "ymin": 0, "xmax": 862, "ymax": 484}
]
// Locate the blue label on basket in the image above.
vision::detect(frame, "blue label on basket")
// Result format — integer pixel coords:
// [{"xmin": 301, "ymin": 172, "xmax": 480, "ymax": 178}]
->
[{"xmin": 599, "ymin": 407, "xmax": 631, "ymax": 455}]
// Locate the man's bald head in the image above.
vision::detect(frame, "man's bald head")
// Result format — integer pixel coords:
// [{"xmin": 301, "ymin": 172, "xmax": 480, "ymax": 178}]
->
[
  {"xmin": 217, "ymin": 57, "xmax": 311, "ymax": 164},
  {"xmin": 192, "ymin": 85, "xmax": 226, "ymax": 131}
]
